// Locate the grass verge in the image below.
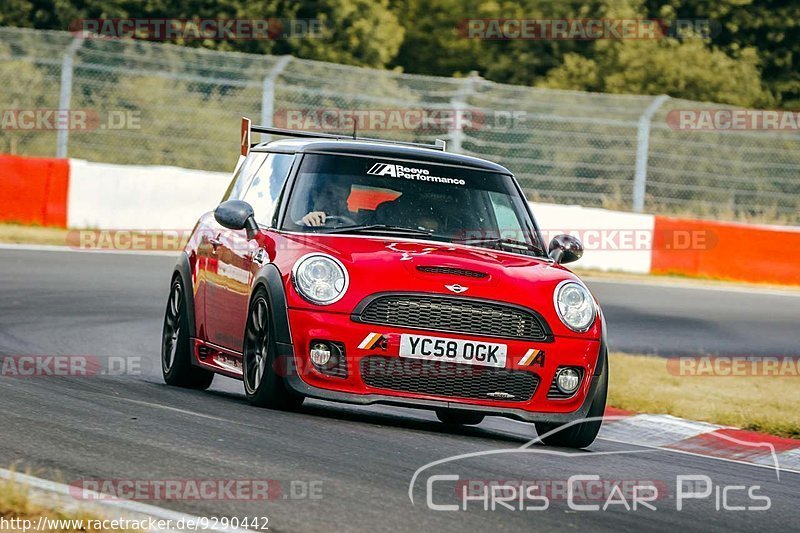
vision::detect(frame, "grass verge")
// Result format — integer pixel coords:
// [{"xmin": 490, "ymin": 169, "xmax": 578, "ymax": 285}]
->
[
  {"xmin": 0, "ymin": 224, "xmax": 188, "ymax": 251},
  {"xmin": 609, "ymin": 352, "xmax": 800, "ymax": 439},
  {"xmin": 0, "ymin": 224, "xmax": 68, "ymax": 246},
  {"xmin": 0, "ymin": 476, "xmax": 140, "ymax": 532},
  {"xmin": 575, "ymin": 268, "xmax": 800, "ymax": 291}
]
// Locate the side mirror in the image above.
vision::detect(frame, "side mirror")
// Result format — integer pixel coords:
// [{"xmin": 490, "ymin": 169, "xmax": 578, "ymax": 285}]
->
[
  {"xmin": 214, "ymin": 200, "xmax": 259, "ymax": 240},
  {"xmin": 548, "ymin": 234, "xmax": 583, "ymax": 264}
]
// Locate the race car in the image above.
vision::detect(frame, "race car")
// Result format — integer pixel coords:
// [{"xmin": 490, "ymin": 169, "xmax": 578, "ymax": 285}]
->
[{"xmin": 161, "ymin": 117, "xmax": 608, "ymax": 448}]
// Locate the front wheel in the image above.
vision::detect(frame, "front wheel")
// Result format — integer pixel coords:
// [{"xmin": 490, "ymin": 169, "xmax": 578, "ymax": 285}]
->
[
  {"xmin": 534, "ymin": 362, "xmax": 608, "ymax": 449},
  {"xmin": 242, "ymin": 288, "xmax": 304, "ymax": 410},
  {"xmin": 162, "ymin": 276, "xmax": 214, "ymax": 389}
]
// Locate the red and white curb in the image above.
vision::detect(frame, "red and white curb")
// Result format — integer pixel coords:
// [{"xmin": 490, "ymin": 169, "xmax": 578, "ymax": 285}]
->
[{"xmin": 600, "ymin": 408, "xmax": 800, "ymax": 475}]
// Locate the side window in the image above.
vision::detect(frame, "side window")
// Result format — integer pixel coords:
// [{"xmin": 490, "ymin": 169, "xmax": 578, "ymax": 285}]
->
[
  {"xmin": 488, "ymin": 191, "xmax": 524, "ymax": 239},
  {"xmin": 242, "ymin": 153, "xmax": 294, "ymax": 226},
  {"xmin": 221, "ymin": 153, "xmax": 268, "ymax": 202}
]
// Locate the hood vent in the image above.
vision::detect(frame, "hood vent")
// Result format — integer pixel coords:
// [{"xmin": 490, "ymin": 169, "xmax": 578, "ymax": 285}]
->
[{"xmin": 416, "ymin": 265, "xmax": 488, "ymax": 279}]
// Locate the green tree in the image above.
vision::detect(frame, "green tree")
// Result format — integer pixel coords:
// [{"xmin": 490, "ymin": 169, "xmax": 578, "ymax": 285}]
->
[
  {"xmin": 2, "ymin": 0, "xmax": 795, "ymax": 108},
  {"xmin": 11, "ymin": 0, "xmax": 403, "ymax": 68},
  {"xmin": 645, "ymin": 0, "xmax": 800, "ymax": 108},
  {"xmin": 541, "ymin": 35, "xmax": 773, "ymax": 107},
  {"xmin": 286, "ymin": 0, "xmax": 404, "ymax": 67},
  {"xmin": 390, "ymin": 0, "xmax": 607, "ymax": 83}
]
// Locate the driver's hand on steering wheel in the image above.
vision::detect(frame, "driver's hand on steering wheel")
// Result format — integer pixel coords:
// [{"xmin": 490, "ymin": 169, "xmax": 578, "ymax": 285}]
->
[{"xmin": 300, "ymin": 211, "xmax": 327, "ymax": 227}]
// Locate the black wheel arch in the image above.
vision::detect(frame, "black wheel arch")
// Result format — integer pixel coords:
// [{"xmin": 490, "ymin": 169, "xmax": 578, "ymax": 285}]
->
[
  {"xmin": 172, "ymin": 254, "xmax": 293, "ymax": 356},
  {"xmin": 595, "ymin": 309, "xmax": 609, "ymax": 377},
  {"xmin": 246, "ymin": 264, "xmax": 304, "ymax": 409},
  {"xmin": 172, "ymin": 252, "xmax": 197, "ymax": 340},
  {"xmin": 251, "ymin": 263, "xmax": 292, "ymax": 347}
]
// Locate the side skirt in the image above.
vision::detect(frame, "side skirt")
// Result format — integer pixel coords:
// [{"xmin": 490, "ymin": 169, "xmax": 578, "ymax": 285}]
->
[{"xmin": 191, "ymin": 338, "xmax": 244, "ymax": 380}]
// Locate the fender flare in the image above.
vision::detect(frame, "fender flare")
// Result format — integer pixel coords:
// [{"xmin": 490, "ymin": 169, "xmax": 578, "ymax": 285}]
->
[
  {"xmin": 252, "ymin": 263, "xmax": 293, "ymax": 349},
  {"xmin": 172, "ymin": 252, "xmax": 197, "ymax": 340},
  {"xmin": 595, "ymin": 310, "xmax": 609, "ymax": 377}
]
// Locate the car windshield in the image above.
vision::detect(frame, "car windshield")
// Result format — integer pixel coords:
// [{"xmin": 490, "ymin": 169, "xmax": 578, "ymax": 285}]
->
[{"xmin": 281, "ymin": 153, "xmax": 543, "ymax": 256}]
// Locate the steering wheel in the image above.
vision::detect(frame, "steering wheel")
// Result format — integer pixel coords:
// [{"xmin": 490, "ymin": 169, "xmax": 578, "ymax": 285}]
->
[
  {"xmin": 443, "ymin": 214, "xmax": 465, "ymax": 233},
  {"xmin": 324, "ymin": 215, "xmax": 357, "ymax": 226}
]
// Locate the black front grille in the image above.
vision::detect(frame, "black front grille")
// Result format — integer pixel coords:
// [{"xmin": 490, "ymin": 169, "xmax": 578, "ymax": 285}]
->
[
  {"xmin": 360, "ymin": 356, "xmax": 538, "ymax": 402},
  {"xmin": 356, "ymin": 295, "xmax": 549, "ymax": 341},
  {"xmin": 416, "ymin": 266, "xmax": 488, "ymax": 278}
]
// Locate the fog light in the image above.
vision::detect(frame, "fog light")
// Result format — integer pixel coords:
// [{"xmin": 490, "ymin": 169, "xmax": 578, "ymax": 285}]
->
[
  {"xmin": 310, "ymin": 343, "xmax": 332, "ymax": 366},
  {"xmin": 556, "ymin": 368, "xmax": 581, "ymax": 394}
]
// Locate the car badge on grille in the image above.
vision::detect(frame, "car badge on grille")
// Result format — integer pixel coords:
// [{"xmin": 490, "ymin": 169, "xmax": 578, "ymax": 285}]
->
[
  {"xmin": 358, "ymin": 332, "xmax": 388, "ymax": 351},
  {"xmin": 486, "ymin": 392, "xmax": 516, "ymax": 399},
  {"xmin": 445, "ymin": 284, "xmax": 469, "ymax": 294}
]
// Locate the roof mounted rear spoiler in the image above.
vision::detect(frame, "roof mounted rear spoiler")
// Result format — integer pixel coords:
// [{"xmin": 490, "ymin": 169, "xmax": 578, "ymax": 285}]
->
[{"xmin": 239, "ymin": 116, "xmax": 446, "ymax": 156}]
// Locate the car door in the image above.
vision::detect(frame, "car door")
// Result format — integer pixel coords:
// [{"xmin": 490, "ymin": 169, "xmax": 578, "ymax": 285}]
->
[
  {"xmin": 205, "ymin": 152, "xmax": 294, "ymax": 352},
  {"xmin": 195, "ymin": 152, "xmax": 266, "ymax": 341},
  {"xmin": 202, "ymin": 152, "xmax": 267, "ymax": 348}
]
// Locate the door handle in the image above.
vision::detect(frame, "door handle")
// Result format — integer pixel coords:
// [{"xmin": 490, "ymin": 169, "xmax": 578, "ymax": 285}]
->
[{"xmin": 209, "ymin": 237, "xmax": 222, "ymax": 252}]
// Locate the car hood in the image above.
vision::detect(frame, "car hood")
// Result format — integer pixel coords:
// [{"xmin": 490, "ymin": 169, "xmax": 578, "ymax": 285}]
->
[{"xmin": 277, "ymin": 233, "xmax": 591, "ymax": 325}]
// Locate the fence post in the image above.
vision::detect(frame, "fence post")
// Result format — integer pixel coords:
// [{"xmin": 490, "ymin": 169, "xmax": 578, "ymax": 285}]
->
[
  {"xmin": 632, "ymin": 94, "xmax": 669, "ymax": 212},
  {"xmin": 449, "ymin": 72, "xmax": 480, "ymax": 153},
  {"xmin": 56, "ymin": 36, "xmax": 84, "ymax": 158},
  {"xmin": 261, "ymin": 56, "xmax": 292, "ymax": 142}
]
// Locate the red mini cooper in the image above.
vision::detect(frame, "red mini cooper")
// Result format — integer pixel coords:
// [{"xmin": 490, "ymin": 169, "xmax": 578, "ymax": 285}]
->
[{"xmin": 162, "ymin": 118, "xmax": 608, "ymax": 448}]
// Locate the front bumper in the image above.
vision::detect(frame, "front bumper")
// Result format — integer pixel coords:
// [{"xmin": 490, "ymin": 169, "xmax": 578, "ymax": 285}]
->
[{"xmin": 282, "ymin": 308, "xmax": 605, "ymax": 423}]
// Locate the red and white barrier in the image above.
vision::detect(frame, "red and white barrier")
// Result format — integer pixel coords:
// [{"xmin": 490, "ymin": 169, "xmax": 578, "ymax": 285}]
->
[
  {"xmin": 0, "ymin": 154, "xmax": 69, "ymax": 227},
  {"xmin": 1, "ymin": 154, "xmax": 798, "ymax": 285},
  {"xmin": 531, "ymin": 202, "xmax": 654, "ymax": 274},
  {"xmin": 650, "ymin": 216, "xmax": 800, "ymax": 286},
  {"xmin": 67, "ymin": 159, "xmax": 230, "ymax": 230}
]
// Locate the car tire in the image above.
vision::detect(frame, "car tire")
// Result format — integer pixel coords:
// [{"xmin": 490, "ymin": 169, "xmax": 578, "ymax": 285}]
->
[
  {"xmin": 534, "ymin": 358, "xmax": 609, "ymax": 449},
  {"xmin": 243, "ymin": 287, "xmax": 304, "ymax": 410},
  {"xmin": 162, "ymin": 276, "xmax": 214, "ymax": 389},
  {"xmin": 435, "ymin": 409, "xmax": 485, "ymax": 426}
]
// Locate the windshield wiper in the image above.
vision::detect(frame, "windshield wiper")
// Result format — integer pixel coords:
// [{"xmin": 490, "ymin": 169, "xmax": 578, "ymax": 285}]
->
[
  {"xmin": 453, "ymin": 237, "xmax": 544, "ymax": 255},
  {"xmin": 321, "ymin": 224, "xmax": 440, "ymax": 237}
]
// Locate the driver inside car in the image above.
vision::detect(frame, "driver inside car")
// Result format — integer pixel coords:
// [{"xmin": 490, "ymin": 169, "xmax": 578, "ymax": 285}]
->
[
  {"xmin": 299, "ymin": 175, "xmax": 355, "ymax": 227},
  {"xmin": 373, "ymin": 190, "xmax": 451, "ymax": 235}
]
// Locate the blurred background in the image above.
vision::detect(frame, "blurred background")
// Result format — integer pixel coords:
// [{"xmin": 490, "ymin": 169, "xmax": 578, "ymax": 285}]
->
[{"xmin": 0, "ymin": 0, "xmax": 798, "ymax": 224}]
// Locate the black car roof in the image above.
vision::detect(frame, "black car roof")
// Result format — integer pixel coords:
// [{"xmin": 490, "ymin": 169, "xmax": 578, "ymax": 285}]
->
[{"xmin": 254, "ymin": 138, "xmax": 512, "ymax": 174}]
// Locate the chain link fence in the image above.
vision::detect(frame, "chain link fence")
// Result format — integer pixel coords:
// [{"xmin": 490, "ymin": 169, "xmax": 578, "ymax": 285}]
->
[{"xmin": 1, "ymin": 26, "xmax": 798, "ymax": 224}]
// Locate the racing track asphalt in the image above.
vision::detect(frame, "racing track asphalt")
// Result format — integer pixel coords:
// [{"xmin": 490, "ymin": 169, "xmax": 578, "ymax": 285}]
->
[{"xmin": 0, "ymin": 247, "xmax": 798, "ymax": 532}]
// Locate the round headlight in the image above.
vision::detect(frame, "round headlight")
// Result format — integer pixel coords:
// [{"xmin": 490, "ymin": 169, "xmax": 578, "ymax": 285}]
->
[
  {"xmin": 292, "ymin": 253, "xmax": 349, "ymax": 305},
  {"xmin": 554, "ymin": 281, "xmax": 596, "ymax": 332}
]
